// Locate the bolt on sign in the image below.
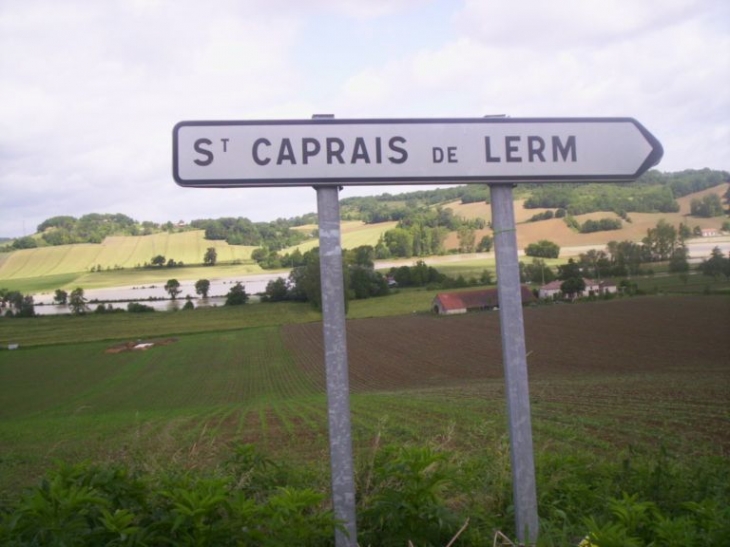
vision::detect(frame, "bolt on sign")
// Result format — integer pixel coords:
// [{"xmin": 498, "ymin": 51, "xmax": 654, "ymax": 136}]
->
[{"xmin": 173, "ymin": 117, "xmax": 663, "ymax": 187}]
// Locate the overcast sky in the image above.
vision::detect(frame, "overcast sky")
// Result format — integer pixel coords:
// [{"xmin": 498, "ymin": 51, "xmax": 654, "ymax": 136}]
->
[{"xmin": 1, "ymin": 0, "xmax": 728, "ymax": 237}]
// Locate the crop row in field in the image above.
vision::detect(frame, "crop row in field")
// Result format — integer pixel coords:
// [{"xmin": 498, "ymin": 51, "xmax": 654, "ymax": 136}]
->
[{"xmin": 1, "ymin": 295, "xmax": 728, "ymax": 495}]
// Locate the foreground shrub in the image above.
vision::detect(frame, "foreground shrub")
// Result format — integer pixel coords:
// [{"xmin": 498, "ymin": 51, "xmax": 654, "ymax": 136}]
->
[
  {"xmin": 1, "ymin": 443, "xmax": 728, "ymax": 546},
  {"xmin": 0, "ymin": 452, "xmax": 337, "ymax": 547}
]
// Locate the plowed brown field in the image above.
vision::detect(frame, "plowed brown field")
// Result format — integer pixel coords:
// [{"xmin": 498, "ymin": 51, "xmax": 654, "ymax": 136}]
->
[
  {"xmin": 283, "ymin": 296, "xmax": 729, "ymax": 391},
  {"xmin": 283, "ymin": 296, "xmax": 730, "ymax": 451}
]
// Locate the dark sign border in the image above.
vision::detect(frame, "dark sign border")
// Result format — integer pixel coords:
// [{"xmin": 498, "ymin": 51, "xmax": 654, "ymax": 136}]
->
[{"xmin": 173, "ymin": 117, "xmax": 663, "ymax": 187}]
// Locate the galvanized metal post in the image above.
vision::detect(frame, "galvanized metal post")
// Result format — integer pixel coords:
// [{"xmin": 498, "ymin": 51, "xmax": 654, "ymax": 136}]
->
[
  {"xmin": 316, "ymin": 184, "xmax": 358, "ymax": 547},
  {"xmin": 490, "ymin": 183, "xmax": 539, "ymax": 544}
]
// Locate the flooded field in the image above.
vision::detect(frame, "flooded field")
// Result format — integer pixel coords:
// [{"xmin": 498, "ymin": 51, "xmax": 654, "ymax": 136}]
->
[{"xmin": 31, "ymin": 273, "xmax": 280, "ymax": 314}]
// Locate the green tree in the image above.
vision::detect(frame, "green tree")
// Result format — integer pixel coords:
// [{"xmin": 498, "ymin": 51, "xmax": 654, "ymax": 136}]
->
[
  {"xmin": 16, "ymin": 295, "xmax": 35, "ymax": 317},
  {"xmin": 643, "ymin": 219, "xmax": 678, "ymax": 261},
  {"xmin": 262, "ymin": 277, "xmax": 289, "ymax": 302},
  {"xmin": 560, "ymin": 277, "xmax": 586, "ymax": 299},
  {"xmin": 579, "ymin": 249, "xmax": 611, "ymax": 280},
  {"xmin": 151, "ymin": 255, "xmax": 166, "ymax": 267},
  {"xmin": 678, "ymin": 222, "xmax": 692, "ymax": 243},
  {"xmin": 383, "ymin": 228, "xmax": 414, "ymax": 258},
  {"xmin": 11, "ymin": 236, "xmax": 38, "ymax": 249},
  {"xmin": 195, "ymin": 279, "xmax": 211, "ymax": 298},
  {"xmin": 457, "ymin": 226, "xmax": 476, "ymax": 253},
  {"xmin": 348, "ymin": 266, "xmax": 388, "ymax": 299},
  {"xmin": 69, "ymin": 287, "xmax": 88, "ymax": 315},
  {"xmin": 698, "ymin": 247, "xmax": 729, "ymax": 279},
  {"xmin": 668, "ymin": 247, "xmax": 690, "ymax": 274},
  {"xmin": 477, "ymin": 235, "xmax": 493, "ymax": 252},
  {"xmin": 204, "ymin": 247, "xmax": 218, "ymax": 266},
  {"xmin": 164, "ymin": 279, "xmax": 182, "ymax": 300},
  {"xmin": 524, "ymin": 259, "xmax": 555, "ymax": 285},
  {"xmin": 53, "ymin": 289, "xmax": 68, "ymax": 305},
  {"xmin": 690, "ymin": 194, "xmax": 724, "ymax": 217},
  {"xmin": 4, "ymin": 290, "xmax": 24, "ymax": 312},
  {"xmin": 558, "ymin": 258, "xmax": 582, "ymax": 281},
  {"xmin": 525, "ymin": 240, "xmax": 560, "ymax": 259},
  {"xmin": 480, "ymin": 269, "xmax": 494, "ymax": 285},
  {"xmin": 345, "ymin": 245, "xmax": 375, "ymax": 268},
  {"xmin": 225, "ymin": 282, "xmax": 249, "ymax": 305}
]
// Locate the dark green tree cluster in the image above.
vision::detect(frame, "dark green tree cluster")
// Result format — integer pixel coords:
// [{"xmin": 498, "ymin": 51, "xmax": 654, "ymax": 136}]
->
[
  {"xmin": 388, "ymin": 260, "xmax": 445, "ymax": 288},
  {"xmin": 529, "ymin": 210, "xmax": 553, "ymax": 222},
  {"xmin": 376, "ymin": 206, "xmax": 486, "ymax": 258},
  {"xmin": 37, "ymin": 213, "xmax": 141, "ymax": 245},
  {"xmin": 339, "ymin": 196, "xmax": 411, "ymax": 223},
  {"xmin": 690, "ymin": 194, "xmax": 724, "ymax": 217},
  {"xmin": 642, "ymin": 219, "xmax": 679, "ymax": 261},
  {"xmin": 652, "ymin": 167, "xmax": 729, "ymax": 197},
  {"xmin": 251, "ymin": 247, "xmax": 306, "ymax": 270},
  {"xmin": 69, "ymin": 287, "xmax": 88, "ymax": 314},
  {"xmin": 521, "ymin": 169, "xmax": 728, "ymax": 216},
  {"xmin": 598, "ymin": 219, "xmax": 692, "ymax": 276},
  {"xmin": 525, "ymin": 184, "xmax": 679, "ymax": 215},
  {"xmin": 605, "ymin": 240, "xmax": 651, "ymax": 276},
  {"xmin": 579, "ymin": 217, "xmax": 622, "ymax": 233},
  {"xmin": 147, "ymin": 255, "xmax": 185, "ymax": 268},
  {"xmin": 8, "ymin": 236, "xmax": 38, "ymax": 249},
  {"xmin": 555, "ymin": 259, "xmax": 586, "ymax": 299},
  {"xmin": 0, "ymin": 288, "xmax": 35, "ymax": 317},
  {"xmin": 225, "ymin": 283, "xmax": 249, "ymax": 306},
  {"xmin": 191, "ymin": 217, "xmax": 310, "ymax": 250},
  {"xmin": 519, "ymin": 258, "xmax": 556, "ymax": 285},
  {"xmin": 340, "ymin": 186, "xmax": 488, "ymax": 222},
  {"xmin": 164, "ymin": 279, "xmax": 182, "ymax": 300},
  {"xmin": 203, "ymin": 247, "xmax": 217, "ymax": 265},
  {"xmin": 525, "ymin": 240, "xmax": 560, "ymax": 259},
  {"xmin": 698, "ymin": 247, "xmax": 730, "ymax": 279},
  {"xmin": 262, "ymin": 246, "xmax": 389, "ymax": 308},
  {"xmin": 387, "ymin": 260, "xmax": 493, "ymax": 290},
  {"xmin": 195, "ymin": 279, "xmax": 211, "ymax": 298}
]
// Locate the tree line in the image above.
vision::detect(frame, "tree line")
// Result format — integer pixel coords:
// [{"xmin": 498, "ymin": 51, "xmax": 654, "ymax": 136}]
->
[
  {"xmin": 339, "ymin": 185, "xmax": 491, "ymax": 223},
  {"xmin": 521, "ymin": 169, "xmax": 728, "ymax": 217},
  {"xmin": 3, "ymin": 212, "xmax": 320, "ymax": 252},
  {"xmin": 190, "ymin": 216, "xmax": 316, "ymax": 250},
  {"xmin": 519, "ymin": 219, "xmax": 730, "ymax": 285}
]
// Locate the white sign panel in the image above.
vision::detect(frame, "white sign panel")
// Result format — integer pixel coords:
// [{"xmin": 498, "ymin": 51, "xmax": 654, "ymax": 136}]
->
[{"xmin": 173, "ymin": 117, "xmax": 663, "ymax": 187}]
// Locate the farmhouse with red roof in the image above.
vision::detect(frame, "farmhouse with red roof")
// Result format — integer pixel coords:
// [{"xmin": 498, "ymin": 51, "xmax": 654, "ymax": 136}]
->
[{"xmin": 432, "ymin": 286, "xmax": 535, "ymax": 315}]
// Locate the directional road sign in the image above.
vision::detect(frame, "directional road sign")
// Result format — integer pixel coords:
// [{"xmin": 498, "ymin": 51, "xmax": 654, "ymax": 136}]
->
[{"xmin": 173, "ymin": 117, "xmax": 663, "ymax": 187}]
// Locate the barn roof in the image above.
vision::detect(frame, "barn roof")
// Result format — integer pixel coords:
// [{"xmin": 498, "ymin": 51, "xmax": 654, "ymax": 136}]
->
[{"xmin": 434, "ymin": 286, "xmax": 534, "ymax": 312}]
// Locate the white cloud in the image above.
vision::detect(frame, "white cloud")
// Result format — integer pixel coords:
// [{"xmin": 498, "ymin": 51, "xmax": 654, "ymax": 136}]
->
[{"xmin": 0, "ymin": 0, "xmax": 728, "ymax": 237}]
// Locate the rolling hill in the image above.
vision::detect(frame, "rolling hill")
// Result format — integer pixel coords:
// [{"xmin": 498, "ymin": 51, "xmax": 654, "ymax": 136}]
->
[{"xmin": 1, "ymin": 183, "xmax": 727, "ymax": 291}]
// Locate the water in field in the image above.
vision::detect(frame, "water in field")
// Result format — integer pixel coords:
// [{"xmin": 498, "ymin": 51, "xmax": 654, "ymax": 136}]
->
[{"xmin": 31, "ymin": 274, "xmax": 278, "ymax": 315}]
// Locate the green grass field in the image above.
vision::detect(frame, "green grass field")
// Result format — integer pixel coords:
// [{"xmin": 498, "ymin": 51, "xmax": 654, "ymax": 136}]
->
[{"xmin": 1, "ymin": 294, "xmax": 728, "ymax": 544}]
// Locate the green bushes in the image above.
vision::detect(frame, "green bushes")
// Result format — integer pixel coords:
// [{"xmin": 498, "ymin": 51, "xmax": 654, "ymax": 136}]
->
[
  {"xmin": 1, "ymin": 444, "xmax": 727, "ymax": 546},
  {"xmin": 0, "ymin": 451, "xmax": 337, "ymax": 547},
  {"xmin": 358, "ymin": 446, "xmax": 460, "ymax": 547}
]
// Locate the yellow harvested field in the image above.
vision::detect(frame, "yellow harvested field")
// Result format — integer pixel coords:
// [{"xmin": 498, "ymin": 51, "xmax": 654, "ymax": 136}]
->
[
  {"xmin": 283, "ymin": 221, "xmax": 396, "ymax": 254},
  {"xmin": 443, "ymin": 183, "xmax": 729, "ymax": 251},
  {"xmin": 0, "ymin": 231, "xmax": 256, "ymax": 280},
  {"xmin": 442, "ymin": 199, "xmax": 556, "ymax": 224}
]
